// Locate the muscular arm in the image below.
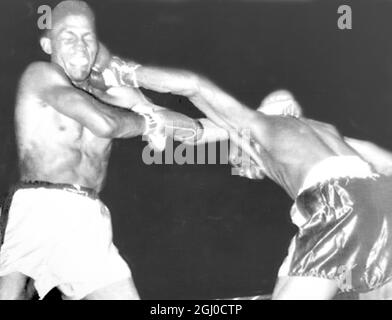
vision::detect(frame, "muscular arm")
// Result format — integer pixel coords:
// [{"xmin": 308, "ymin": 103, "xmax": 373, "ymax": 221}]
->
[
  {"xmin": 124, "ymin": 65, "xmax": 269, "ymax": 169},
  {"xmin": 87, "ymin": 47, "xmax": 209, "ymax": 144},
  {"xmin": 345, "ymin": 138, "xmax": 392, "ymax": 176},
  {"xmin": 91, "ymin": 43, "xmax": 257, "ymax": 132},
  {"xmin": 125, "ymin": 65, "xmax": 257, "ymax": 131},
  {"xmin": 94, "ymin": 51, "xmax": 272, "ymax": 171},
  {"xmin": 24, "ymin": 62, "xmax": 145, "ymax": 139}
]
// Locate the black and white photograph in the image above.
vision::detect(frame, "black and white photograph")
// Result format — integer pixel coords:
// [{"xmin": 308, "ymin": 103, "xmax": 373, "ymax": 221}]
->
[{"xmin": 1, "ymin": 0, "xmax": 392, "ymax": 306}]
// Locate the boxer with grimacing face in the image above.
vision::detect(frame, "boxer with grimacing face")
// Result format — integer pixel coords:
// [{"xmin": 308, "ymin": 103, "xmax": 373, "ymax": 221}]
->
[{"xmin": 0, "ymin": 1, "xmax": 202, "ymax": 300}]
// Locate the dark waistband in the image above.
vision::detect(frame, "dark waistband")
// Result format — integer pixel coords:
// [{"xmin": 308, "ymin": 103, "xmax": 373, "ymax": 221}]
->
[{"xmin": 16, "ymin": 180, "xmax": 99, "ymax": 200}]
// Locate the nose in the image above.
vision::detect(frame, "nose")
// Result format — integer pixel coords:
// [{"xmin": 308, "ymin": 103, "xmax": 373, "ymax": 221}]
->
[{"xmin": 73, "ymin": 37, "xmax": 88, "ymax": 51}]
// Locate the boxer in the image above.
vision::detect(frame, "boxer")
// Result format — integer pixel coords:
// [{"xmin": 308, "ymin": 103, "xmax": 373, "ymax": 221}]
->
[
  {"xmin": 0, "ymin": 0, "xmax": 202, "ymax": 300},
  {"xmin": 125, "ymin": 65, "xmax": 392, "ymax": 299}
]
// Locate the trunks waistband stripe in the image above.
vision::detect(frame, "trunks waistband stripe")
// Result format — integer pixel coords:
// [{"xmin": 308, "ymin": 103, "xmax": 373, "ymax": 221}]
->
[
  {"xmin": 17, "ymin": 180, "xmax": 99, "ymax": 199},
  {"xmin": 298, "ymin": 156, "xmax": 379, "ymax": 196}
]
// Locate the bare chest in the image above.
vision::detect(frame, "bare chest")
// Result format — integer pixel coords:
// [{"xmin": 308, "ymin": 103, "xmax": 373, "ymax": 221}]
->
[{"xmin": 17, "ymin": 98, "xmax": 112, "ymax": 158}]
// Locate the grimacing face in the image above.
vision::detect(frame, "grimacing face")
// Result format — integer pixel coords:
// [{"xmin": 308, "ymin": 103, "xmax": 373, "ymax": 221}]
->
[{"xmin": 48, "ymin": 15, "xmax": 98, "ymax": 82}]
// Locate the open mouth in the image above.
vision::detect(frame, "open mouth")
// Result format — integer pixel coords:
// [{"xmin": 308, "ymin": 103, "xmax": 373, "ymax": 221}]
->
[{"xmin": 69, "ymin": 56, "xmax": 89, "ymax": 67}]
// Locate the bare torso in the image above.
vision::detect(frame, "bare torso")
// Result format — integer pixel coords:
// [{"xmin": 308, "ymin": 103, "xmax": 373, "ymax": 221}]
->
[
  {"xmin": 250, "ymin": 114, "xmax": 360, "ymax": 198},
  {"xmin": 15, "ymin": 63, "xmax": 113, "ymax": 192}
]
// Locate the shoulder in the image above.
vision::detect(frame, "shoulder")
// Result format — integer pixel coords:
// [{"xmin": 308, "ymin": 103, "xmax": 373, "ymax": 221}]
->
[
  {"xmin": 16, "ymin": 62, "xmax": 73, "ymax": 112},
  {"xmin": 19, "ymin": 61, "xmax": 70, "ymax": 90},
  {"xmin": 23, "ymin": 61, "xmax": 60, "ymax": 77}
]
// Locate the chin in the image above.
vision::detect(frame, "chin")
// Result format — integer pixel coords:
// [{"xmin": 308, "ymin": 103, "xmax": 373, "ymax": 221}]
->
[
  {"xmin": 74, "ymin": 74, "xmax": 89, "ymax": 82},
  {"xmin": 69, "ymin": 75, "xmax": 87, "ymax": 82},
  {"xmin": 68, "ymin": 69, "xmax": 91, "ymax": 82}
]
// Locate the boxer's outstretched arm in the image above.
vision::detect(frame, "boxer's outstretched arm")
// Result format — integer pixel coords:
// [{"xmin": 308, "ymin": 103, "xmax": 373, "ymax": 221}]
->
[
  {"xmin": 129, "ymin": 66, "xmax": 270, "ymax": 169},
  {"xmin": 91, "ymin": 47, "xmax": 253, "ymax": 140},
  {"xmin": 95, "ymin": 52, "xmax": 256, "ymax": 130},
  {"xmin": 101, "ymin": 59, "xmax": 271, "ymax": 170},
  {"xmin": 92, "ymin": 44, "xmax": 247, "ymax": 128},
  {"xmin": 24, "ymin": 62, "xmax": 145, "ymax": 139},
  {"xmin": 132, "ymin": 66, "xmax": 257, "ymax": 130}
]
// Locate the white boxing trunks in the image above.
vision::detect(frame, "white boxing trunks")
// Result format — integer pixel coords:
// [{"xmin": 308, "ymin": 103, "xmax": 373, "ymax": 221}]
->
[{"xmin": 0, "ymin": 182, "xmax": 132, "ymax": 300}]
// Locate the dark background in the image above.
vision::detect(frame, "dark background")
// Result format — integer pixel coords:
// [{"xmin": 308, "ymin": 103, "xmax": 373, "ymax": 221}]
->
[{"xmin": 1, "ymin": 0, "xmax": 392, "ymax": 299}]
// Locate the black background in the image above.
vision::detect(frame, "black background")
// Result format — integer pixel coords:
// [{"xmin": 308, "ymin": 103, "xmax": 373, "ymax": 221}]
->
[{"xmin": 0, "ymin": 0, "xmax": 391, "ymax": 299}]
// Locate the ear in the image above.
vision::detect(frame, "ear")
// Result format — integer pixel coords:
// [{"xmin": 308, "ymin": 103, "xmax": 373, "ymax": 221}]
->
[{"xmin": 40, "ymin": 37, "xmax": 52, "ymax": 55}]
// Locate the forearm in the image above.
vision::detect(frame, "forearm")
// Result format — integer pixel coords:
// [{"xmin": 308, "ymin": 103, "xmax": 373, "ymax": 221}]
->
[
  {"xmin": 67, "ymin": 92, "xmax": 146, "ymax": 139},
  {"xmin": 132, "ymin": 66, "xmax": 265, "ymax": 167},
  {"xmin": 184, "ymin": 118, "xmax": 229, "ymax": 145},
  {"xmin": 100, "ymin": 86, "xmax": 150, "ymax": 109},
  {"xmin": 132, "ymin": 65, "xmax": 257, "ymax": 131},
  {"xmin": 110, "ymin": 61, "xmax": 264, "ymax": 165},
  {"xmin": 191, "ymin": 77, "xmax": 257, "ymax": 130},
  {"xmin": 104, "ymin": 107, "xmax": 146, "ymax": 139},
  {"xmin": 106, "ymin": 56, "xmax": 255, "ymax": 127}
]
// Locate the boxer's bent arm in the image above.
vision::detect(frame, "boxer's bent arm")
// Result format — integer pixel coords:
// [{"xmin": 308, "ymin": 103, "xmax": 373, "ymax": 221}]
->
[
  {"xmin": 91, "ymin": 84, "xmax": 205, "ymax": 143},
  {"xmin": 45, "ymin": 86, "xmax": 145, "ymax": 138},
  {"xmin": 345, "ymin": 138, "xmax": 392, "ymax": 176},
  {"xmin": 24, "ymin": 62, "xmax": 145, "ymax": 139},
  {"xmin": 98, "ymin": 86, "xmax": 150, "ymax": 110}
]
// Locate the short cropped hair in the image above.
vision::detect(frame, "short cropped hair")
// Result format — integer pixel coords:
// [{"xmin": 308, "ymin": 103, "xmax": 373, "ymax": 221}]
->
[{"xmin": 42, "ymin": 0, "xmax": 95, "ymax": 38}]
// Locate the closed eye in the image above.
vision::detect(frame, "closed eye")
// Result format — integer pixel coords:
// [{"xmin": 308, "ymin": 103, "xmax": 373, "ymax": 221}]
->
[
  {"xmin": 83, "ymin": 33, "xmax": 96, "ymax": 42},
  {"xmin": 60, "ymin": 31, "xmax": 76, "ymax": 42}
]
